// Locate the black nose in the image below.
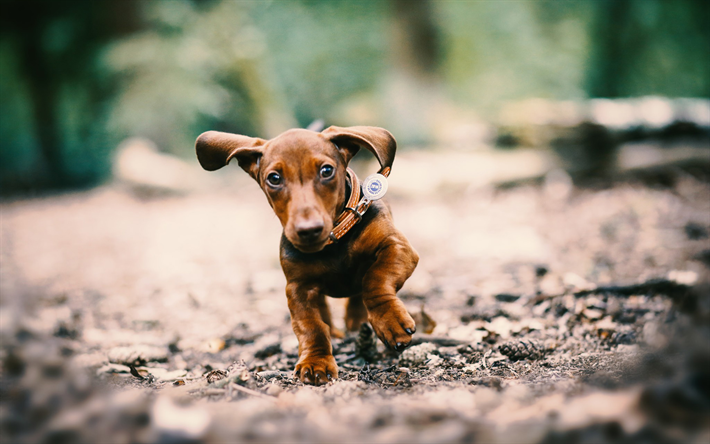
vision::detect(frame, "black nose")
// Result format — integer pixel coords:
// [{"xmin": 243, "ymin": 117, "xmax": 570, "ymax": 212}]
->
[{"xmin": 296, "ymin": 221, "xmax": 324, "ymax": 242}]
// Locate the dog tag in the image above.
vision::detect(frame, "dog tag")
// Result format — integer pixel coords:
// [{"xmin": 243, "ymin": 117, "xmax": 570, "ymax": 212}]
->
[{"xmin": 362, "ymin": 173, "xmax": 388, "ymax": 200}]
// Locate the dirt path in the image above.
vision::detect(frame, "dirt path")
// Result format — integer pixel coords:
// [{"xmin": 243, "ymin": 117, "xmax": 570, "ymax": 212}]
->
[{"xmin": 1, "ymin": 157, "xmax": 709, "ymax": 443}]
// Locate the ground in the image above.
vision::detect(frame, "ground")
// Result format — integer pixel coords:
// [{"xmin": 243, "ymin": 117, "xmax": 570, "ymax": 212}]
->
[{"xmin": 1, "ymin": 148, "xmax": 709, "ymax": 443}]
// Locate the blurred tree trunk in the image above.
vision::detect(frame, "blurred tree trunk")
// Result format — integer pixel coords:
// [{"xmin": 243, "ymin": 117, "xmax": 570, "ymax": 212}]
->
[
  {"xmin": 0, "ymin": 0, "xmax": 140, "ymax": 189},
  {"xmin": 585, "ymin": 0, "xmax": 710, "ymax": 98},
  {"xmin": 386, "ymin": 0, "xmax": 443, "ymax": 144},
  {"xmin": 391, "ymin": 0, "xmax": 441, "ymax": 81},
  {"xmin": 585, "ymin": 0, "xmax": 636, "ymax": 98},
  {"xmin": 19, "ymin": 33, "xmax": 64, "ymax": 185}
]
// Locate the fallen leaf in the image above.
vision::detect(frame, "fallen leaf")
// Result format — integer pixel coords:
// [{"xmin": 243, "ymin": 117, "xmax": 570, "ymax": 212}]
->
[{"xmin": 410, "ymin": 304, "xmax": 437, "ymax": 334}]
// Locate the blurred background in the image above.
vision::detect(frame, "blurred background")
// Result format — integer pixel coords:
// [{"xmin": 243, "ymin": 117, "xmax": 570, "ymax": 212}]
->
[
  {"xmin": 2, "ymin": 1, "xmax": 710, "ymax": 443},
  {"xmin": 1, "ymin": 0, "xmax": 708, "ymax": 193}
]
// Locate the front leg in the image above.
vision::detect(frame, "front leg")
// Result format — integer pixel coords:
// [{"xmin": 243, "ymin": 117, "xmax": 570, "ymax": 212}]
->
[
  {"xmin": 286, "ymin": 283, "xmax": 338, "ymax": 385},
  {"xmin": 362, "ymin": 238, "xmax": 419, "ymax": 352}
]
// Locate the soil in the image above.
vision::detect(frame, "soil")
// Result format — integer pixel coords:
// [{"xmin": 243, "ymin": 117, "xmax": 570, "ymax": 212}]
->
[{"xmin": 1, "ymin": 152, "xmax": 709, "ymax": 443}]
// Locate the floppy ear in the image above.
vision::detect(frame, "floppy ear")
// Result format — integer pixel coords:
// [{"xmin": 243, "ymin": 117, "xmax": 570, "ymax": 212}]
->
[
  {"xmin": 321, "ymin": 126, "xmax": 396, "ymax": 175},
  {"xmin": 195, "ymin": 131, "xmax": 266, "ymax": 179}
]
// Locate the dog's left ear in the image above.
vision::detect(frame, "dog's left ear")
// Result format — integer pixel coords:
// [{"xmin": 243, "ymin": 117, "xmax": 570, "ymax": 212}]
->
[{"xmin": 321, "ymin": 126, "xmax": 396, "ymax": 174}]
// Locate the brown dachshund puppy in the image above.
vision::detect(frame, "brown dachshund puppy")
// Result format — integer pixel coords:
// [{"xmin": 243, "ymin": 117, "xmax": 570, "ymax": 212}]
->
[{"xmin": 195, "ymin": 126, "xmax": 418, "ymax": 386}]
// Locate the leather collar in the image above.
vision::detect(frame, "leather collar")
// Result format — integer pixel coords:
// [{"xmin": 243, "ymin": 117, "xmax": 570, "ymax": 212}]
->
[{"xmin": 325, "ymin": 166, "xmax": 390, "ymax": 245}]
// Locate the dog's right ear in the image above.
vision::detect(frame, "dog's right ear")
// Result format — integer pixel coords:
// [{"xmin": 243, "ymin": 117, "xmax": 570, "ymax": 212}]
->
[{"xmin": 195, "ymin": 131, "xmax": 266, "ymax": 180}]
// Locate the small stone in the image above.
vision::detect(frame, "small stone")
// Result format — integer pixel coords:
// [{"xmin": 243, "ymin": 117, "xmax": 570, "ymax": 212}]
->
[
  {"xmin": 583, "ymin": 308, "xmax": 604, "ymax": 321},
  {"xmin": 585, "ymin": 297, "xmax": 606, "ymax": 310},
  {"xmin": 206, "ymin": 369, "xmax": 228, "ymax": 384},
  {"xmin": 667, "ymin": 270, "xmax": 698, "ymax": 286},
  {"xmin": 266, "ymin": 383, "xmax": 283, "ymax": 396},
  {"xmin": 399, "ymin": 342, "xmax": 438, "ymax": 367},
  {"xmin": 200, "ymin": 338, "xmax": 226, "ymax": 353},
  {"xmin": 610, "ymin": 330, "xmax": 636, "ymax": 345},
  {"xmin": 107, "ymin": 345, "xmax": 168, "ymax": 366},
  {"xmin": 606, "ymin": 298, "xmax": 622, "ymax": 317},
  {"xmin": 96, "ymin": 363, "xmax": 131, "ymax": 376},
  {"xmin": 485, "ymin": 316, "xmax": 514, "ymax": 339},
  {"xmin": 495, "ymin": 293, "xmax": 521, "ymax": 303},
  {"xmin": 257, "ymin": 370, "xmax": 283, "ymax": 380},
  {"xmin": 152, "ymin": 396, "xmax": 211, "ymax": 439},
  {"xmin": 563, "ymin": 273, "xmax": 595, "ymax": 292},
  {"xmin": 221, "ymin": 362, "xmax": 253, "ymax": 388},
  {"xmin": 425, "ymin": 353, "xmax": 443, "ymax": 366},
  {"xmin": 146, "ymin": 368, "xmax": 188, "ymax": 381}
]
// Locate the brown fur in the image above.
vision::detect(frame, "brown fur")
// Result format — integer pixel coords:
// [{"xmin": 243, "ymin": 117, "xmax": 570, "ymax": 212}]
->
[{"xmin": 196, "ymin": 126, "xmax": 419, "ymax": 385}]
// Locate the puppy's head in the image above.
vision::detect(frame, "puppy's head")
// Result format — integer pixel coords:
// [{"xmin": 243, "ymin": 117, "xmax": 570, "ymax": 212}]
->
[{"xmin": 196, "ymin": 126, "xmax": 396, "ymax": 253}]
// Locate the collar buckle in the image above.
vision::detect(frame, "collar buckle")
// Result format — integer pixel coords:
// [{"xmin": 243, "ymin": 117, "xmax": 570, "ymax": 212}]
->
[{"xmin": 325, "ymin": 168, "xmax": 386, "ymax": 246}]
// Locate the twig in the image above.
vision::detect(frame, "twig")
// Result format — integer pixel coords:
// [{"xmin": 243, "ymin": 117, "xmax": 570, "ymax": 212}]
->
[
  {"xmin": 410, "ymin": 335, "xmax": 469, "ymax": 346},
  {"xmin": 527, "ymin": 278, "xmax": 691, "ymax": 306},
  {"xmin": 230, "ymin": 383, "xmax": 276, "ymax": 401},
  {"xmin": 574, "ymin": 279, "xmax": 690, "ymax": 298}
]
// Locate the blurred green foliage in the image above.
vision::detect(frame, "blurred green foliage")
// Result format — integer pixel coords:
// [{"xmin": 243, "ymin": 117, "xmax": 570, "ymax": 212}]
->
[
  {"xmin": 0, "ymin": 0, "xmax": 708, "ymax": 193},
  {"xmin": 105, "ymin": 0, "xmax": 389, "ymax": 157}
]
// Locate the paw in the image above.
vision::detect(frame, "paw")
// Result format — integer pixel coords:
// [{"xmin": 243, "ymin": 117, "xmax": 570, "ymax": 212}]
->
[
  {"xmin": 368, "ymin": 299, "xmax": 416, "ymax": 352},
  {"xmin": 294, "ymin": 354, "xmax": 338, "ymax": 386}
]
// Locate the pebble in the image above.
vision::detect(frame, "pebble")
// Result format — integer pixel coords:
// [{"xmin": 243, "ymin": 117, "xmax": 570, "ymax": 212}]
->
[
  {"xmin": 583, "ymin": 308, "xmax": 604, "ymax": 321},
  {"xmin": 399, "ymin": 343, "xmax": 438, "ymax": 367},
  {"xmin": 200, "ymin": 338, "xmax": 226, "ymax": 353},
  {"xmin": 668, "ymin": 270, "xmax": 698, "ymax": 286},
  {"xmin": 96, "ymin": 363, "xmax": 131, "ymax": 376},
  {"xmin": 107, "ymin": 345, "xmax": 168, "ymax": 366},
  {"xmin": 495, "ymin": 293, "xmax": 521, "ymax": 303},
  {"xmin": 152, "ymin": 396, "xmax": 211, "ymax": 439},
  {"xmin": 257, "ymin": 370, "xmax": 283, "ymax": 380},
  {"xmin": 563, "ymin": 273, "xmax": 596, "ymax": 292},
  {"xmin": 266, "ymin": 383, "xmax": 283, "ymax": 396}
]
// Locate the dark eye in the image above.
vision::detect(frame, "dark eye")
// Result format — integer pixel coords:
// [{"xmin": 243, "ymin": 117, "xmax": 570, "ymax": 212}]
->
[
  {"xmin": 266, "ymin": 172, "xmax": 282, "ymax": 186},
  {"xmin": 320, "ymin": 165, "xmax": 334, "ymax": 179}
]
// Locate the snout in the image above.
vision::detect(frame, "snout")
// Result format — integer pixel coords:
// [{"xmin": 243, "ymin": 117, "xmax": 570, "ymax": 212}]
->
[
  {"xmin": 287, "ymin": 216, "xmax": 331, "ymax": 252},
  {"xmin": 295, "ymin": 219, "xmax": 325, "ymax": 243}
]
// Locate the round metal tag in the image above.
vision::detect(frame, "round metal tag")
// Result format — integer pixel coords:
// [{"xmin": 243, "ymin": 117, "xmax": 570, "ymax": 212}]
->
[{"xmin": 362, "ymin": 173, "xmax": 388, "ymax": 200}]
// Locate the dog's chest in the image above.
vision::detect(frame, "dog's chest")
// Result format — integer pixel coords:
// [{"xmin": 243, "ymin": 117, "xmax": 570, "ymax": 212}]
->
[{"xmin": 280, "ymin": 239, "xmax": 376, "ymax": 298}]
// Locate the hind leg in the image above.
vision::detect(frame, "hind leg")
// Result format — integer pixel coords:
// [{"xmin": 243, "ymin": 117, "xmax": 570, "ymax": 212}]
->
[{"xmin": 345, "ymin": 295, "xmax": 368, "ymax": 332}]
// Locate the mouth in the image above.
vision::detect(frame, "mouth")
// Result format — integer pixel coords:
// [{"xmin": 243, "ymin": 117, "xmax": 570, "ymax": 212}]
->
[{"xmin": 290, "ymin": 237, "xmax": 329, "ymax": 253}]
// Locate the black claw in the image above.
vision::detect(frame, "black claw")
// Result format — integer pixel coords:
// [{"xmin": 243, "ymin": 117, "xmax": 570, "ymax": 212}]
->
[
  {"xmin": 396, "ymin": 342, "xmax": 411, "ymax": 352},
  {"xmin": 405, "ymin": 328, "xmax": 415, "ymax": 335},
  {"xmin": 327, "ymin": 373, "xmax": 332, "ymax": 381}
]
